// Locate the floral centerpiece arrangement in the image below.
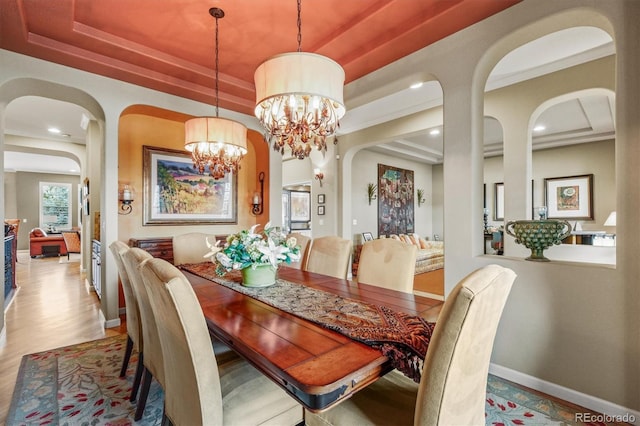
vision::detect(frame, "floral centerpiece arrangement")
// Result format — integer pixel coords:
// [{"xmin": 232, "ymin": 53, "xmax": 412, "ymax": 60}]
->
[{"xmin": 205, "ymin": 223, "xmax": 301, "ymax": 287}]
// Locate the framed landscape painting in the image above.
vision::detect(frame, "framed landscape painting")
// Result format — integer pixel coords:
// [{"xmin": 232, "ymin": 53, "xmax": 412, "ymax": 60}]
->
[
  {"xmin": 143, "ymin": 146, "xmax": 237, "ymax": 225},
  {"xmin": 544, "ymin": 174, "xmax": 594, "ymax": 220}
]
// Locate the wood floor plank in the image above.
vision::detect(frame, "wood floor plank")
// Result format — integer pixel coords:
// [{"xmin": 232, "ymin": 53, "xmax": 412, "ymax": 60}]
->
[{"xmin": 0, "ymin": 252, "xmax": 125, "ymax": 423}]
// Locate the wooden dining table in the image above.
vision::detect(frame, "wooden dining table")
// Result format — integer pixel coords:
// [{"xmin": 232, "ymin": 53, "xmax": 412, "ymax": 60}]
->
[{"xmin": 183, "ymin": 266, "xmax": 443, "ymax": 412}]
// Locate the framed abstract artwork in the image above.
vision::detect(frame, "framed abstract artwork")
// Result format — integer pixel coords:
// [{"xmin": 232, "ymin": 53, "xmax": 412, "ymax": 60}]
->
[
  {"xmin": 142, "ymin": 145, "xmax": 237, "ymax": 225},
  {"xmin": 544, "ymin": 174, "xmax": 594, "ymax": 220},
  {"xmin": 290, "ymin": 191, "xmax": 311, "ymax": 222},
  {"xmin": 377, "ymin": 164, "xmax": 414, "ymax": 236}
]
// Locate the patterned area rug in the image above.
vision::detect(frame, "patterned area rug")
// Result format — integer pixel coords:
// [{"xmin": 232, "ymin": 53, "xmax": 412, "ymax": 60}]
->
[
  {"xmin": 7, "ymin": 335, "xmax": 624, "ymax": 425},
  {"xmin": 7, "ymin": 335, "xmax": 163, "ymax": 425}
]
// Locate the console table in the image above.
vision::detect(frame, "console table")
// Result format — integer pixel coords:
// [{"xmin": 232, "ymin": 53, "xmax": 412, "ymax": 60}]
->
[
  {"xmin": 129, "ymin": 234, "xmax": 230, "ymax": 265},
  {"xmin": 562, "ymin": 231, "xmax": 606, "ymax": 245},
  {"xmin": 129, "ymin": 237, "xmax": 174, "ymax": 264}
]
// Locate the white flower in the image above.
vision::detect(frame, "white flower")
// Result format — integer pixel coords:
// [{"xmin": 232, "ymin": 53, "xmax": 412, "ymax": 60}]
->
[
  {"xmin": 286, "ymin": 237, "xmax": 297, "ymax": 249},
  {"xmin": 203, "ymin": 237, "xmax": 222, "ymax": 260},
  {"xmin": 211, "ymin": 224, "xmax": 302, "ymax": 275}
]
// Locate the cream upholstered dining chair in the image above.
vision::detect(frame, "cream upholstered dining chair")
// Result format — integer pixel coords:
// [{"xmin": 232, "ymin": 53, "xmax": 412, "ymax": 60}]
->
[
  {"xmin": 172, "ymin": 232, "xmax": 219, "ymax": 265},
  {"xmin": 305, "ymin": 264, "xmax": 516, "ymax": 426},
  {"xmin": 121, "ymin": 247, "xmax": 162, "ymax": 420},
  {"xmin": 304, "ymin": 236, "xmax": 352, "ymax": 279},
  {"xmin": 357, "ymin": 238, "xmax": 417, "ymax": 293},
  {"xmin": 286, "ymin": 232, "xmax": 311, "ymax": 270},
  {"xmin": 108, "ymin": 241, "xmax": 145, "ymax": 402},
  {"xmin": 140, "ymin": 257, "xmax": 303, "ymax": 426}
]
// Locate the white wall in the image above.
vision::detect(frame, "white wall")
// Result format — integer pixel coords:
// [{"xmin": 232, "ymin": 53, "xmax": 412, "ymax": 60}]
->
[
  {"xmin": 484, "ymin": 139, "xmax": 615, "ymax": 231},
  {"xmin": 351, "ymin": 149, "xmax": 433, "ymax": 242},
  {"xmin": 483, "ymin": 140, "xmax": 616, "ymax": 264},
  {"xmin": 282, "ymin": 145, "xmax": 339, "ymax": 238},
  {"xmin": 335, "ymin": 0, "xmax": 640, "ymax": 414}
]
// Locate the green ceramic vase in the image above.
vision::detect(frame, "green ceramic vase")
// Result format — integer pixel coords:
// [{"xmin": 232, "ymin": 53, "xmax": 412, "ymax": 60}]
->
[
  {"xmin": 505, "ymin": 220, "xmax": 572, "ymax": 262},
  {"xmin": 241, "ymin": 264, "xmax": 277, "ymax": 287}
]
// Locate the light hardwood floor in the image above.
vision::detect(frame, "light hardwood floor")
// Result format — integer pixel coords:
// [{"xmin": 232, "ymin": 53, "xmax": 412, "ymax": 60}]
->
[{"xmin": 0, "ymin": 251, "xmax": 125, "ymax": 423}]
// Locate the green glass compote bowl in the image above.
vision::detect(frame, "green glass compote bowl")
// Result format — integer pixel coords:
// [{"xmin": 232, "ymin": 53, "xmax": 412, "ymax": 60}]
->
[{"xmin": 505, "ymin": 220, "xmax": 572, "ymax": 261}]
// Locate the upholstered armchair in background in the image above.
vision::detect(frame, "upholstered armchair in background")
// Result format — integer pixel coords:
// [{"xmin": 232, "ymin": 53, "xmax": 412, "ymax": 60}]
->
[
  {"xmin": 29, "ymin": 228, "xmax": 68, "ymax": 258},
  {"xmin": 61, "ymin": 231, "xmax": 81, "ymax": 260}
]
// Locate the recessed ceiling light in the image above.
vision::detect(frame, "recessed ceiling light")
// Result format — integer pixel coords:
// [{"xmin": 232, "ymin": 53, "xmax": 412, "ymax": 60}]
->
[
  {"xmin": 410, "ymin": 82, "xmax": 423, "ymax": 89},
  {"xmin": 61, "ymin": 133, "xmax": 71, "ymax": 138},
  {"xmin": 48, "ymin": 127, "xmax": 61, "ymax": 134},
  {"xmin": 69, "ymin": 169, "xmax": 77, "ymax": 173},
  {"xmin": 429, "ymin": 129, "xmax": 440, "ymax": 136},
  {"xmin": 533, "ymin": 125, "xmax": 546, "ymax": 132}
]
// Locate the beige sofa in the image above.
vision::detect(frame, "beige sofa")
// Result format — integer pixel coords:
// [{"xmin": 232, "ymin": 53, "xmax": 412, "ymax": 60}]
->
[{"xmin": 385, "ymin": 234, "xmax": 444, "ymax": 296}]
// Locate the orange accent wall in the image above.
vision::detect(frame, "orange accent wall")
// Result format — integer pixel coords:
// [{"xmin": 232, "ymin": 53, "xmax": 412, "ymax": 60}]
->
[
  {"xmin": 116, "ymin": 106, "xmax": 270, "ymax": 308},
  {"xmin": 117, "ymin": 105, "xmax": 270, "ymax": 238}
]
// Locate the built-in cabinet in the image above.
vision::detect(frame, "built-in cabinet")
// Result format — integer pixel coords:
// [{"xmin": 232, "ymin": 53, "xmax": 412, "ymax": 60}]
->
[
  {"xmin": 91, "ymin": 239, "xmax": 101, "ymax": 298},
  {"xmin": 4, "ymin": 235, "xmax": 16, "ymax": 300},
  {"xmin": 129, "ymin": 237, "xmax": 174, "ymax": 264}
]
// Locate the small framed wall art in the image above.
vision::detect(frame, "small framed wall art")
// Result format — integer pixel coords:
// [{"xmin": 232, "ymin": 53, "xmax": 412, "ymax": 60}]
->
[{"xmin": 544, "ymin": 174, "xmax": 594, "ymax": 220}]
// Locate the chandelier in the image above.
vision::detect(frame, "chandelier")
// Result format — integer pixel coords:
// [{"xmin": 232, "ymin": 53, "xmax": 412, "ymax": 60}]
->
[
  {"xmin": 185, "ymin": 7, "xmax": 247, "ymax": 179},
  {"xmin": 254, "ymin": 0, "xmax": 345, "ymax": 159}
]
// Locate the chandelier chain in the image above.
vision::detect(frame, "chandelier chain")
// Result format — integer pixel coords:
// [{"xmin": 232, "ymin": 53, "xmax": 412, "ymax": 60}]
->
[
  {"xmin": 214, "ymin": 12, "xmax": 220, "ymax": 117},
  {"xmin": 184, "ymin": 7, "xmax": 247, "ymax": 179},
  {"xmin": 253, "ymin": 0, "xmax": 345, "ymax": 160},
  {"xmin": 296, "ymin": 0, "xmax": 302, "ymax": 52}
]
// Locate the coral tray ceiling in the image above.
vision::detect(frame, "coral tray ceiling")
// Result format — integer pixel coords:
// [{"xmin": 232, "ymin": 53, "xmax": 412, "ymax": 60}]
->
[{"xmin": 0, "ymin": 0, "xmax": 520, "ymax": 116}]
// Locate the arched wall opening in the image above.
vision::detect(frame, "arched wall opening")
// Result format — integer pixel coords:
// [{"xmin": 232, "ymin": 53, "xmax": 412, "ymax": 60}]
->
[
  {"xmin": 480, "ymin": 25, "xmax": 615, "ymax": 263},
  {"xmin": 470, "ymin": 5, "xmax": 639, "ymax": 412},
  {"xmin": 0, "ymin": 78, "xmax": 105, "ymax": 328}
]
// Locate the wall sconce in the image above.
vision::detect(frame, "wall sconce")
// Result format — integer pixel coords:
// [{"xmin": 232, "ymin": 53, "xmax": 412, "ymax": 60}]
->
[
  {"xmin": 252, "ymin": 172, "xmax": 265, "ymax": 215},
  {"xmin": 314, "ymin": 168, "xmax": 324, "ymax": 187},
  {"xmin": 417, "ymin": 189, "xmax": 426, "ymax": 207},
  {"xmin": 118, "ymin": 184, "xmax": 134, "ymax": 215},
  {"xmin": 367, "ymin": 183, "xmax": 377, "ymax": 205}
]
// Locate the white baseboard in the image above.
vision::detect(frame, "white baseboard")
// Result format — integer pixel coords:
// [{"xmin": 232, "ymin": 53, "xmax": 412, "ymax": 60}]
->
[
  {"xmin": 98, "ymin": 308, "xmax": 121, "ymax": 329},
  {"xmin": 104, "ymin": 318, "xmax": 121, "ymax": 328},
  {"xmin": 489, "ymin": 363, "xmax": 639, "ymax": 425},
  {"xmin": 413, "ymin": 290, "xmax": 445, "ymax": 301}
]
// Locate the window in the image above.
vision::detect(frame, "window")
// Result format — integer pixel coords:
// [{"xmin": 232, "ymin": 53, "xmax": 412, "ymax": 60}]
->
[{"xmin": 39, "ymin": 182, "xmax": 72, "ymax": 231}]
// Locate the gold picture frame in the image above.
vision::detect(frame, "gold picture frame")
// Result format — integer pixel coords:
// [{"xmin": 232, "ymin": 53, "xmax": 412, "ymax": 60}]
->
[{"xmin": 143, "ymin": 145, "xmax": 237, "ymax": 225}]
